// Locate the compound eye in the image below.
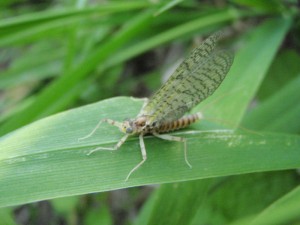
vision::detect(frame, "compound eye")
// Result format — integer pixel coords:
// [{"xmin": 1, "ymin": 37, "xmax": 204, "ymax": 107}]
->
[{"xmin": 126, "ymin": 127, "xmax": 133, "ymax": 134}]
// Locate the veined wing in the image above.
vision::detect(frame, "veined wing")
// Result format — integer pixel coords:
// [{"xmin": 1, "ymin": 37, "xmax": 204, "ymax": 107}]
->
[{"xmin": 141, "ymin": 33, "xmax": 234, "ymax": 124}]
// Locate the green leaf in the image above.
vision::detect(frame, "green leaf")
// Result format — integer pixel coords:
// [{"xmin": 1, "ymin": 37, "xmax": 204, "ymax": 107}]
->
[
  {"xmin": 243, "ymin": 75, "xmax": 300, "ymax": 133},
  {"xmin": 0, "ymin": 2, "xmax": 150, "ymax": 33},
  {"xmin": 190, "ymin": 172, "xmax": 299, "ymax": 225},
  {"xmin": 249, "ymin": 185, "xmax": 300, "ymax": 225},
  {"xmin": 0, "ymin": 44, "xmax": 64, "ymax": 89},
  {"xmin": 0, "ymin": 208, "xmax": 16, "ymax": 225},
  {"xmin": 153, "ymin": 0, "xmax": 184, "ymax": 16},
  {"xmin": 135, "ymin": 179, "xmax": 213, "ymax": 225},
  {"xmin": 257, "ymin": 50, "xmax": 300, "ymax": 100},
  {"xmin": 102, "ymin": 8, "xmax": 242, "ymax": 70},
  {"xmin": 0, "ymin": 96, "xmax": 300, "ymax": 207},
  {"xmin": 231, "ymin": 0, "xmax": 286, "ymax": 13}
]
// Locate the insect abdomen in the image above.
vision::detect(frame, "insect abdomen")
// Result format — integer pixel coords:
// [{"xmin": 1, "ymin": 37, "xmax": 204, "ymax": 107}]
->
[{"xmin": 157, "ymin": 112, "xmax": 202, "ymax": 133}]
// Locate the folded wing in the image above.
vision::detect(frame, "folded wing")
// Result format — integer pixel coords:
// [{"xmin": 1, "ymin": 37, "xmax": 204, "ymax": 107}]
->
[{"xmin": 141, "ymin": 32, "xmax": 234, "ymax": 124}]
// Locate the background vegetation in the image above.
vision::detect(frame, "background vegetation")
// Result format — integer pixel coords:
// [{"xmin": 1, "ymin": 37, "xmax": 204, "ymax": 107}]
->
[{"xmin": 0, "ymin": 0, "xmax": 300, "ymax": 224}]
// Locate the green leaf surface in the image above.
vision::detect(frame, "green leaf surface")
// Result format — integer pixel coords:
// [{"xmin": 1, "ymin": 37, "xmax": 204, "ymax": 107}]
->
[
  {"xmin": 102, "ymin": 8, "xmax": 241, "ymax": 70},
  {"xmin": 231, "ymin": 0, "xmax": 285, "ymax": 13},
  {"xmin": 0, "ymin": 46, "xmax": 64, "ymax": 89},
  {"xmin": 154, "ymin": 0, "xmax": 183, "ymax": 16},
  {"xmin": 0, "ymin": 97, "xmax": 300, "ymax": 207},
  {"xmin": 0, "ymin": 2, "xmax": 149, "ymax": 30},
  {"xmin": 189, "ymin": 171, "xmax": 299, "ymax": 225},
  {"xmin": 249, "ymin": 185, "xmax": 300, "ymax": 225},
  {"xmin": 257, "ymin": 50, "xmax": 300, "ymax": 100},
  {"xmin": 0, "ymin": 208, "xmax": 15, "ymax": 225},
  {"xmin": 243, "ymin": 75, "xmax": 300, "ymax": 133},
  {"xmin": 135, "ymin": 179, "xmax": 212, "ymax": 225}
]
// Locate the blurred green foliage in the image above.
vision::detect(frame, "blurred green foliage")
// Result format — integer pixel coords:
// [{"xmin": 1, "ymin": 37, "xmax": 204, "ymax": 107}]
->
[{"xmin": 0, "ymin": 0, "xmax": 300, "ymax": 224}]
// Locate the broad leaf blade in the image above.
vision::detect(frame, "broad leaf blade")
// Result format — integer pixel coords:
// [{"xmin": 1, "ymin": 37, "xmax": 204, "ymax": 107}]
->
[
  {"xmin": 249, "ymin": 186, "xmax": 300, "ymax": 225},
  {"xmin": 0, "ymin": 97, "xmax": 300, "ymax": 207}
]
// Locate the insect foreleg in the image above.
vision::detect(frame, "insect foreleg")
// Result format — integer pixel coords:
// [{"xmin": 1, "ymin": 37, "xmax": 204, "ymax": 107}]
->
[
  {"xmin": 140, "ymin": 98, "xmax": 149, "ymax": 110},
  {"xmin": 125, "ymin": 134, "xmax": 147, "ymax": 181},
  {"xmin": 78, "ymin": 118, "xmax": 123, "ymax": 141},
  {"xmin": 153, "ymin": 132, "xmax": 192, "ymax": 169},
  {"xmin": 87, "ymin": 134, "xmax": 130, "ymax": 155},
  {"xmin": 136, "ymin": 98, "xmax": 149, "ymax": 116}
]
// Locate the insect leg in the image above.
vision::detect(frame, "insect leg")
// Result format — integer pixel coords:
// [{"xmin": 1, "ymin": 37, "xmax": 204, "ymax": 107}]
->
[
  {"xmin": 78, "ymin": 118, "xmax": 123, "ymax": 141},
  {"xmin": 130, "ymin": 97, "xmax": 148, "ymax": 105},
  {"xmin": 153, "ymin": 132, "xmax": 192, "ymax": 168},
  {"xmin": 86, "ymin": 134, "xmax": 130, "ymax": 155},
  {"xmin": 140, "ymin": 98, "xmax": 149, "ymax": 109},
  {"xmin": 133, "ymin": 97, "xmax": 149, "ymax": 116},
  {"xmin": 125, "ymin": 134, "xmax": 147, "ymax": 181}
]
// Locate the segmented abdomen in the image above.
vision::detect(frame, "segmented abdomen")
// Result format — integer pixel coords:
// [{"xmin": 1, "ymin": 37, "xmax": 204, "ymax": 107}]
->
[{"xmin": 156, "ymin": 112, "xmax": 202, "ymax": 133}]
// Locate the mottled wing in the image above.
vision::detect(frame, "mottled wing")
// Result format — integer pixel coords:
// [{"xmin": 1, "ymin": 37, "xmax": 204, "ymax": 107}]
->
[{"xmin": 141, "ymin": 32, "xmax": 234, "ymax": 124}]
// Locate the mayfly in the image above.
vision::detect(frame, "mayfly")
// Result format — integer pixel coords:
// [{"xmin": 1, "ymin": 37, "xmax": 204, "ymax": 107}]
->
[{"xmin": 79, "ymin": 32, "xmax": 234, "ymax": 181}]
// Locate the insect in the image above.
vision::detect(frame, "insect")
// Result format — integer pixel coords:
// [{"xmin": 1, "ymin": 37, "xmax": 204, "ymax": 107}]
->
[{"xmin": 79, "ymin": 32, "xmax": 234, "ymax": 181}]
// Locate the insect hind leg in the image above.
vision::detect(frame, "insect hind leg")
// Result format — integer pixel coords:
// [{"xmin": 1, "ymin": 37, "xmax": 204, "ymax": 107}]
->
[{"xmin": 153, "ymin": 132, "xmax": 192, "ymax": 169}]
